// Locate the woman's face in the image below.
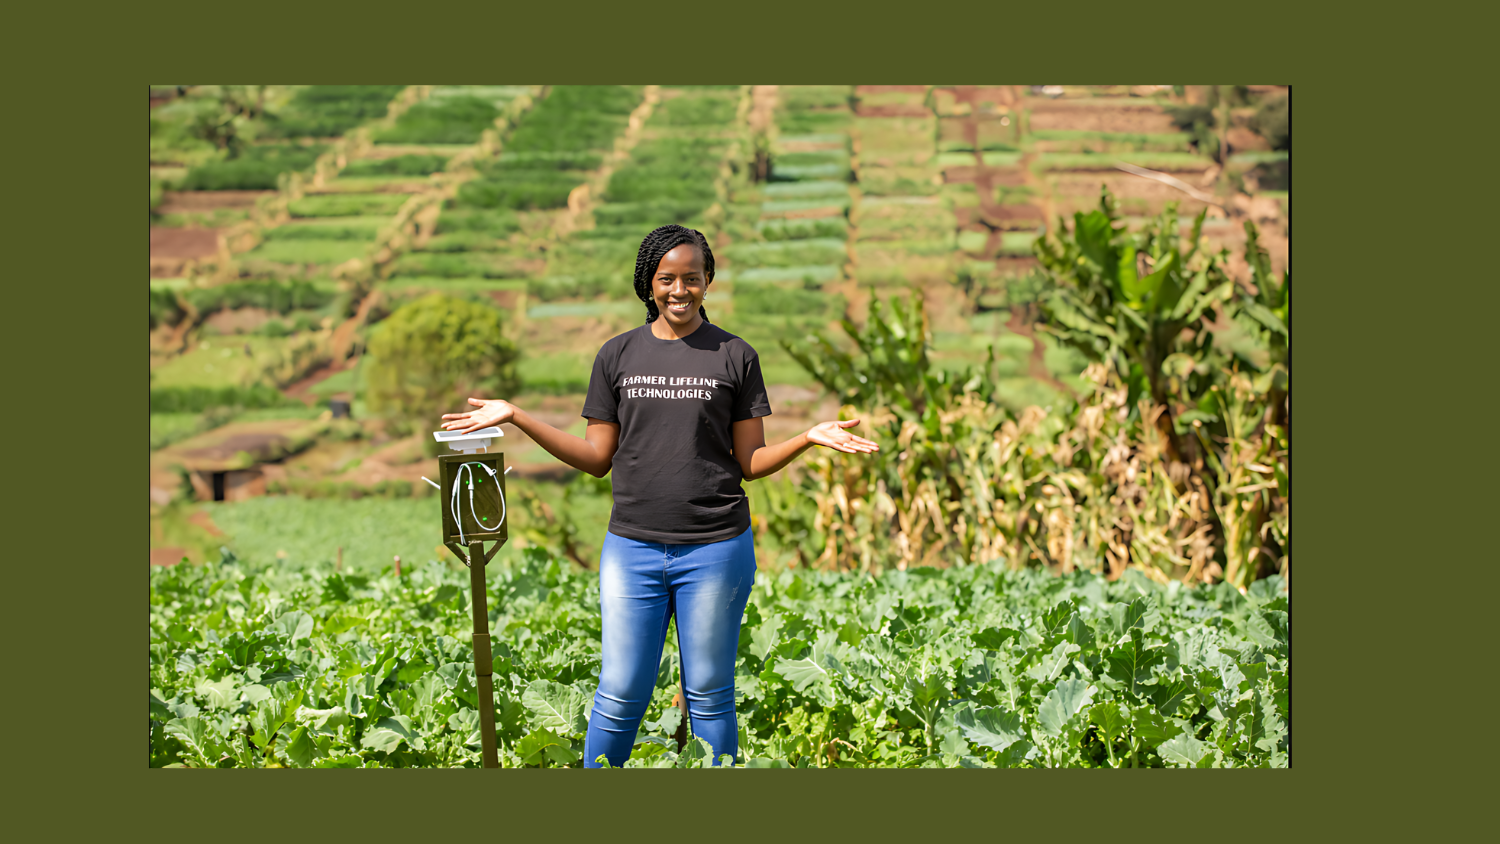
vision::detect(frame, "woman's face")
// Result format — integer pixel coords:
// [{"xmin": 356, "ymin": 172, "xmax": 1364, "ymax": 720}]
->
[{"xmin": 652, "ymin": 243, "xmax": 709, "ymax": 328}]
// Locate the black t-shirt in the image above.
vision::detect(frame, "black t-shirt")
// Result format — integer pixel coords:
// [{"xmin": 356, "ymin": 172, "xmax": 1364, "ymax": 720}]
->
[{"xmin": 582, "ymin": 321, "xmax": 772, "ymax": 544}]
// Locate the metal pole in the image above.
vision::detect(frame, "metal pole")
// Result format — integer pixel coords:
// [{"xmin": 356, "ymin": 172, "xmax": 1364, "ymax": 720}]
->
[{"xmin": 468, "ymin": 540, "xmax": 499, "ymax": 768}]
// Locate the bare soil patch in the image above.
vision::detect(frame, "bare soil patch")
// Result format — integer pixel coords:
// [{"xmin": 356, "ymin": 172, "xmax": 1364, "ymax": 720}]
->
[
  {"xmin": 284, "ymin": 358, "xmax": 356, "ymax": 404},
  {"xmin": 150, "ymin": 227, "xmax": 221, "ymax": 259},
  {"xmin": 994, "ymin": 256, "xmax": 1040, "ymax": 276},
  {"xmin": 1027, "ymin": 101, "xmax": 1177, "ymax": 134},
  {"xmin": 202, "ymin": 307, "xmax": 275, "ymax": 336},
  {"xmin": 856, "ymin": 104, "xmax": 931, "ymax": 118},
  {"xmin": 944, "ymin": 166, "xmax": 1026, "ymax": 187},
  {"xmin": 157, "ymin": 190, "xmax": 273, "ymax": 213},
  {"xmin": 1048, "ymin": 173, "xmax": 1214, "ymax": 217},
  {"xmin": 152, "ymin": 547, "xmax": 188, "ymax": 566}
]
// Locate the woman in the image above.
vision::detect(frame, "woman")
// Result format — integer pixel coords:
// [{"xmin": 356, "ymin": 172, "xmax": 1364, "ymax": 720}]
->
[{"xmin": 440, "ymin": 224, "xmax": 879, "ymax": 767}]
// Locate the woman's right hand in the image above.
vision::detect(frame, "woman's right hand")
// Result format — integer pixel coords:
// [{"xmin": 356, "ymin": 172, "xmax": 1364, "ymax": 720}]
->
[{"xmin": 441, "ymin": 397, "xmax": 517, "ymax": 434}]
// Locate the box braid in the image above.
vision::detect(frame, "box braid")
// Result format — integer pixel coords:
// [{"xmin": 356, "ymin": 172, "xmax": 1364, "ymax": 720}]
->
[{"xmin": 633, "ymin": 224, "xmax": 714, "ymax": 324}]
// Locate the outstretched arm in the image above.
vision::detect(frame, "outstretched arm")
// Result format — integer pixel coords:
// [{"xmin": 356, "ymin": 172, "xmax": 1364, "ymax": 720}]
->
[
  {"xmin": 441, "ymin": 398, "xmax": 619, "ymax": 478},
  {"xmin": 731, "ymin": 417, "xmax": 880, "ymax": 481}
]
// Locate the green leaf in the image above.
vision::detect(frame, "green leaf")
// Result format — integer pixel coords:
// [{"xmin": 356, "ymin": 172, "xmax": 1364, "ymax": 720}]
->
[
  {"xmin": 954, "ymin": 706, "xmax": 1025, "ymax": 753},
  {"xmin": 273, "ymin": 610, "xmax": 314, "ymax": 643},
  {"xmin": 1159, "ymin": 733, "xmax": 1213, "ymax": 768},
  {"xmin": 285, "ymin": 726, "xmax": 316, "ymax": 767},
  {"xmin": 1067, "ymin": 614, "xmax": 1095, "ymax": 651},
  {"xmin": 972, "ymin": 626, "xmax": 1019, "ymax": 650},
  {"xmin": 1089, "ymin": 701, "xmax": 1129, "ymax": 745},
  {"xmin": 676, "ymin": 737, "xmax": 714, "ymax": 768},
  {"xmin": 1038, "ymin": 600, "xmax": 1076, "ymax": 641},
  {"xmin": 775, "ymin": 657, "xmax": 831, "ymax": 693},
  {"xmin": 1038, "ymin": 678, "xmax": 1095, "ymax": 737},
  {"xmin": 1116, "ymin": 245, "xmax": 1142, "ymax": 304},
  {"xmin": 750, "ymin": 613, "xmax": 783, "ymax": 662},
  {"xmin": 314, "ymin": 755, "xmax": 364, "ymax": 768},
  {"xmin": 1026, "ymin": 641, "xmax": 1080, "ymax": 683},
  {"xmin": 196, "ymin": 677, "xmax": 239, "ymax": 710},
  {"xmin": 521, "ymin": 679, "xmax": 592, "ymax": 736},
  {"xmin": 1152, "ymin": 675, "xmax": 1196, "ymax": 717},
  {"xmin": 448, "ymin": 708, "xmax": 482, "ymax": 746},
  {"xmin": 1130, "ymin": 705, "xmax": 1183, "ymax": 748},
  {"xmin": 149, "ymin": 691, "xmax": 174, "ymax": 721},
  {"xmin": 1242, "ymin": 611, "xmax": 1280, "ymax": 650},
  {"xmin": 939, "ymin": 728, "xmax": 970, "ymax": 760},
  {"xmin": 1073, "ymin": 209, "xmax": 1117, "ymax": 274},
  {"xmin": 516, "ymin": 728, "xmax": 573, "ymax": 767},
  {"xmin": 1104, "ymin": 629, "xmax": 1164, "ymax": 697},
  {"xmin": 165, "ymin": 717, "xmax": 213, "ymax": 760},
  {"xmin": 649, "ymin": 704, "xmax": 683, "ymax": 738},
  {"xmin": 360, "ymin": 727, "xmax": 407, "ymax": 754}
]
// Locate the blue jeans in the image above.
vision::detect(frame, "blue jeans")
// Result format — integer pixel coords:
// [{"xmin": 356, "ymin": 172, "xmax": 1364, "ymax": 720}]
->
[{"xmin": 583, "ymin": 526, "xmax": 756, "ymax": 768}]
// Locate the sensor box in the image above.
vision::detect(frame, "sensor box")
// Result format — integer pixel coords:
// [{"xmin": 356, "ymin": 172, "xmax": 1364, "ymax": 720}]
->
[{"xmin": 439, "ymin": 452, "xmax": 507, "ymax": 545}]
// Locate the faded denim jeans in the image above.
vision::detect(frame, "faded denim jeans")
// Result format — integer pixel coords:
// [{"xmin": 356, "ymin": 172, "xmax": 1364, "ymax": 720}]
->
[{"xmin": 583, "ymin": 526, "xmax": 756, "ymax": 767}]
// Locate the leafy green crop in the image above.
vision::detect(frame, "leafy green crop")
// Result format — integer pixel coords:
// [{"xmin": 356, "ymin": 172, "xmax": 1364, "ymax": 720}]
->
[{"xmin": 150, "ymin": 546, "xmax": 1287, "ymax": 768}]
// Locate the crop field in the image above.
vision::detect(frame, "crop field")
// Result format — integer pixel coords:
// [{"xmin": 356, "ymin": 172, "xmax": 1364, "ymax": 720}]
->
[
  {"xmin": 149, "ymin": 85, "xmax": 1289, "ymax": 768},
  {"xmin": 150, "ymin": 544, "xmax": 1287, "ymax": 768}
]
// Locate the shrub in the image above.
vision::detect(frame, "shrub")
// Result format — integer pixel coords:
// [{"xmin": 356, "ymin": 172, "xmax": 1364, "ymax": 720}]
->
[
  {"xmin": 150, "ymin": 288, "xmax": 186, "ymax": 328},
  {"xmin": 1252, "ymin": 95, "xmax": 1289, "ymax": 151},
  {"xmin": 366, "ymin": 294, "xmax": 521, "ymax": 431}
]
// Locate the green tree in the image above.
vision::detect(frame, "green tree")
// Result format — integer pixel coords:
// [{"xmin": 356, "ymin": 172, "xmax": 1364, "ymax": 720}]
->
[{"xmin": 366, "ymin": 294, "xmax": 519, "ymax": 439}]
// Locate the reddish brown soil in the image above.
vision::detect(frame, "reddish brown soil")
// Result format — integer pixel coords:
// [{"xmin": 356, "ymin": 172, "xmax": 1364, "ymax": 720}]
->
[
  {"xmin": 188, "ymin": 510, "xmax": 224, "ymax": 536},
  {"xmin": 856, "ymin": 85, "xmax": 928, "ymax": 95},
  {"xmin": 943, "ymin": 166, "xmax": 1026, "ymax": 186},
  {"xmin": 156, "ymin": 190, "xmax": 272, "ymax": 213},
  {"xmin": 1026, "ymin": 101, "xmax": 1177, "ymax": 134},
  {"xmin": 150, "ymin": 227, "xmax": 221, "ymax": 259},
  {"xmin": 151, "ymin": 547, "xmax": 188, "ymax": 566},
  {"xmin": 994, "ymin": 256, "xmax": 1040, "ymax": 276},
  {"xmin": 284, "ymin": 358, "xmax": 357, "ymax": 405},
  {"xmin": 202, "ymin": 307, "xmax": 274, "ymax": 335}
]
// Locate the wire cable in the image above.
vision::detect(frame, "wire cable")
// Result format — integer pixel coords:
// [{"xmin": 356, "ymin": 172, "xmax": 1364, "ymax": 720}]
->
[{"xmin": 450, "ymin": 461, "xmax": 506, "ymax": 546}]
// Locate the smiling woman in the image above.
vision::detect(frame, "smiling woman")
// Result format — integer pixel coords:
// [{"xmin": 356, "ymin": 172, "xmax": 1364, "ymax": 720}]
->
[{"xmin": 437, "ymin": 222, "xmax": 880, "ymax": 767}]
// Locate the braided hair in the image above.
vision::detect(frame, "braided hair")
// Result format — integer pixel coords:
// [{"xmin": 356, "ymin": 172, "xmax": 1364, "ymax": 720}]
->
[{"xmin": 633, "ymin": 224, "xmax": 714, "ymax": 324}]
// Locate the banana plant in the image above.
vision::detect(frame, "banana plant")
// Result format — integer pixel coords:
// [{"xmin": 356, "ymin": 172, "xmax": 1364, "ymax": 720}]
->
[{"xmin": 1032, "ymin": 188, "xmax": 1233, "ymax": 467}]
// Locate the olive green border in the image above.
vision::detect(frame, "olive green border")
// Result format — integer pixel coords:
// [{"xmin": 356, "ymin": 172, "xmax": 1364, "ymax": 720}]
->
[{"xmin": 20, "ymin": 0, "xmax": 1454, "ymax": 836}]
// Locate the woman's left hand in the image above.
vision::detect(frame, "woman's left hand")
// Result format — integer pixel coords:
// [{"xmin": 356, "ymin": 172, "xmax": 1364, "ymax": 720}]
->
[{"xmin": 806, "ymin": 419, "xmax": 881, "ymax": 454}]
